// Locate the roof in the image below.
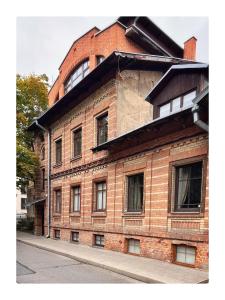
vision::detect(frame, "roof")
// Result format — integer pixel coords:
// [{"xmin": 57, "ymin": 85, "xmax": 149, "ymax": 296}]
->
[
  {"xmin": 92, "ymin": 87, "xmax": 209, "ymax": 153},
  {"xmin": 145, "ymin": 63, "xmax": 209, "ymax": 102},
  {"xmin": 92, "ymin": 106, "xmax": 194, "ymax": 152},
  {"xmin": 28, "ymin": 51, "xmax": 197, "ymax": 131},
  {"xmin": 118, "ymin": 17, "xmax": 183, "ymax": 58},
  {"xmin": 193, "ymin": 85, "xmax": 209, "ymax": 105}
]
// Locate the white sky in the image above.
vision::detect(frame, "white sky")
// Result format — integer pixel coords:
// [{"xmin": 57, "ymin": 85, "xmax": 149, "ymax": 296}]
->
[{"xmin": 16, "ymin": 16, "xmax": 208, "ymax": 86}]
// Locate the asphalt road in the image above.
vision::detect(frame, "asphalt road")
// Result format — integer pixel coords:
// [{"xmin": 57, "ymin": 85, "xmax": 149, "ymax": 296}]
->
[{"xmin": 16, "ymin": 241, "xmax": 142, "ymax": 283}]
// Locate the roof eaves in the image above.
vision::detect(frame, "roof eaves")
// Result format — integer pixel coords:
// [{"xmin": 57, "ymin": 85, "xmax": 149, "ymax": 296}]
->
[
  {"xmin": 92, "ymin": 106, "xmax": 192, "ymax": 152},
  {"xmin": 145, "ymin": 63, "xmax": 209, "ymax": 102}
]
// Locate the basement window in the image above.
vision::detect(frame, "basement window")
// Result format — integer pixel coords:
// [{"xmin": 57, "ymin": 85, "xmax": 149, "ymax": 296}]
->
[
  {"xmin": 71, "ymin": 231, "xmax": 79, "ymax": 242},
  {"xmin": 94, "ymin": 234, "xmax": 104, "ymax": 247},
  {"xmin": 54, "ymin": 230, "xmax": 60, "ymax": 239},
  {"xmin": 128, "ymin": 239, "xmax": 140, "ymax": 254},
  {"xmin": 175, "ymin": 245, "xmax": 196, "ymax": 265}
]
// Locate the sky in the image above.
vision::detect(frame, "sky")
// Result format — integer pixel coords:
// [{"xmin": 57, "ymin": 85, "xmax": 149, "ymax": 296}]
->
[{"xmin": 16, "ymin": 16, "xmax": 208, "ymax": 87}]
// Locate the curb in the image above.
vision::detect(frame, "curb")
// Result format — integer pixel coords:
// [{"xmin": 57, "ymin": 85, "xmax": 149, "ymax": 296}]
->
[{"xmin": 17, "ymin": 238, "xmax": 162, "ymax": 283}]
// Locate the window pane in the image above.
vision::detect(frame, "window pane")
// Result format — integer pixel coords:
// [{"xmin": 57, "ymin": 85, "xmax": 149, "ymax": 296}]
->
[
  {"xmin": 159, "ymin": 103, "xmax": 170, "ymax": 117},
  {"xmin": 64, "ymin": 60, "xmax": 89, "ymax": 93},
  {"xmin": 171, "ymin": 97, "xmax": 181, "ymax": 112},
  {"xmin": 97, "ymin": 114, "xmax": 108, "ymax": 145},
  {"xmin": 128, "ymin": 239, "xmax": 140, "ymax": 254},
  {"xmin": 127, "ymin": 174, "xmax": 143, "ymax": 211},
  {"xmin": 55, "ymin": 139, "xmax": 62, "ymax": 164},
  {"xmin": 176, "ymin": 252, "xmax": 186, "ymax": 263},
  {"xmin": 83, "ymin": 69, "xmax": 89, "ymax": 77},
  {"xmin": 175, "ymin": 162, "xmax": 202, "ymax": 211},
  {"xmin": 183, "ymin": 90, "xmax": 197, "ymax": 107},
  {"xmin": 102, "ymin": 190, "xmax": 106, "ymax": 210},
  {"xmin": 97, "ymin": 191, "xmax": 102, "ymax": 209},
  {"xmin": 73, "ymin": 129, "xmax": 82, "ymax": 157}
]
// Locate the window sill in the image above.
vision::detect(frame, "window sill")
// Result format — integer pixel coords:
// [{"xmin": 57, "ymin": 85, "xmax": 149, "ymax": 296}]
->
[
  {"xmin": 53, "ymin": 213, "xmax": 61, "ymax": 217},
  {"xmin": 93, "ymin": 245, "xmax": 104, "ymax": 249},
  {"xmin": 122, "ymin": 211, "xmax": 144, "ymax": 217},
  {"xmin": 69, "ymin": 212, "xmax": 81, "ymax": 217},
  {"xmin": 70, "ymin": 240, "xmax": 79, "ymax": 244},
  {"xmin": 92, "ymin": 211, "xmax": 106, "ymax": 217},
  {"xmin": 173, "ymin": 261, "xmax": 195, "ymax": 269},
  {"xmin": 53, "ymin": 163, "xmax": 62, "ymax": 168},
  {"xmin": 168, "ymin": 212, "xmax": 204, "ymax": 218},
  {"xmin": 70, "ymin": 155, "xmax": 82, "ymax": 162}
]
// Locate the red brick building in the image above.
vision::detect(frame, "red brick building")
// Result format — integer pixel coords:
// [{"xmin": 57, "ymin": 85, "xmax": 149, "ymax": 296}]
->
[{"xmin": 28, "ymin": 17, "xmax": 209, "ymax": 269}]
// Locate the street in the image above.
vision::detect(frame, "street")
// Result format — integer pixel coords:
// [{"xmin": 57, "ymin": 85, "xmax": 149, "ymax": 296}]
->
[{"xmin": 16, "ymin": 241, "xmax": 142, "ymax": 283}]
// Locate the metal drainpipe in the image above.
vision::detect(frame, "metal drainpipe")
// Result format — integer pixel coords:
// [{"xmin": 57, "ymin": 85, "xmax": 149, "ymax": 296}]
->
[
  {"xmin": 35, "ymin": 120, "xmax": 51, "ymax": 238},
  {"xmin": 192, "ymin": 104, "xmax": 209, "ymax": 132}
]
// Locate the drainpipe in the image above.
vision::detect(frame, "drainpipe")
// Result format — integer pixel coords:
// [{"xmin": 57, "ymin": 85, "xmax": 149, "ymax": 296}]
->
[
  {"xmin": 192, "ymin": 104, "xmax": 209, "ymax": 132},
  {"xmin": 35, "ymin": 120, "xmax": 51, "ymax": 238}
]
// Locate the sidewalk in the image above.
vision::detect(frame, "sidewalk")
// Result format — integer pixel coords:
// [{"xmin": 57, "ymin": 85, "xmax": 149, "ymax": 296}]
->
[{"xmin": 16, "ymin": 231, "xmax": 208, "ymax": 284}]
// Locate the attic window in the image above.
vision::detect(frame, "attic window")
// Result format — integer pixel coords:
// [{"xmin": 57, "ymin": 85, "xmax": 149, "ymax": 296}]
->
[
  {"xmin": 159, "ymin": 89, "xmax": 197, "ymax": 118},
  {"xmin": 96, "ymin": 55, "xmax": 105, "ymax": 66},
  {"xmin": 64, "ymin": 59, "xmax": 89, "ymax": 94}
]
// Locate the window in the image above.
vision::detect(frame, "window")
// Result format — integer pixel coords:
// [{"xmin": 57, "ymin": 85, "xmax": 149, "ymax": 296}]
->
[
  {"xmin": 127, "ymin": 173, "xmax": 144, "ymax": 212},
  {"xmin": 128, "ymin": 239, "xmax": 140, "ymax": 254},
  {"xmin": 94, "ymin": 234, "xmax": 104, "ymax": 247},
  {"xmin": 171, "ymin": 97, "xmax": 181, "ymax": 112},
  {"xmin": 159, "ymin": 90, "xmax": 197, "ymax": 117},
  {"xmin": 97, "ymin": 113, "xmax": 108, "ymax": 145},
  {"xmin": 175, "ymin": 245, "xmax": 196, "ymax": 265},
  {"xmin": 42, "ymin": 168, "xmax": 45, "ymax": 191},
  {"xmin": 21, "ymin": 198, "xmax": 26, "ymax": 210},
  {"xmin": 71, "ymin": 231, "xmax": 79, "ymax": 242},
  {"xmin": 54, "ymin": 230, "xmax": 60, "ymax": 239},
  {"xmin": 73, "ymin": 128, "xmax": 82, "ymax": 158},
  {"xmin": 95, "ymin": 181, "xmax": 107, "ymax": 211},
  {"xmin": 41, "ymin": 146, "xmax": 45, "ymax": 160},
  {"xmin": 183, "ymin": 90, "xmax": 197, "ymax": 107},
  {"xmin": 174, "ymin": 161, "xmax": 203, "ymax": 212},
  {"xmin": 54, "ymin": 189, "xmax": 61, "ymax": 213},
  {"xmin": 71, "ymin": 186, "xmax": 81, "ymax": 212},
  {"xmin": 55, "ymin": 139, "xmax": 62, "ymax": 165},
  {"xmin": 64, "ymin": 60, "xmax": 89, "ymax": 94},
  {"xmin": 96, "ymin": 55, "xmax": 105, "ymax": 65},
  {"xmin": 159, "ymin": 102, "xmax": 170, "ymax": 117}
]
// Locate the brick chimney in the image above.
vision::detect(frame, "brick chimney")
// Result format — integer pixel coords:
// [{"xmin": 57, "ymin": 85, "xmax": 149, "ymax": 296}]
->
[{"xmin": 183, "ymin": 36, "xmax": 197, "ymax": 61}]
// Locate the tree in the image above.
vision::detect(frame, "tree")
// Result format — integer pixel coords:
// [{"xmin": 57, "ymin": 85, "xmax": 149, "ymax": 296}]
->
[{"xmin": 16, "ymin": 74, "xmax": 48, "ymax": 188}]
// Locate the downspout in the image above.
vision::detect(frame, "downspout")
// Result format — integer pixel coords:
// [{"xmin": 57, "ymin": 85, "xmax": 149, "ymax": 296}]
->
[
  {"xmin": 35, "ymin": 120, "xmax": 51, "ymax": 238},
  {"xmin": 192, "ymin": 104, "xmax": 209, "ymax": 132}
]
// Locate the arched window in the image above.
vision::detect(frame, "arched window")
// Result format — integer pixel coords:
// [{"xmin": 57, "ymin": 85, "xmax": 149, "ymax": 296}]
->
[
  {"xmin": 41, "ymin": 146, "xmax": 45, "ymax": 161},
  {"xmin": 64, "ymin": 59, "xmax": 89, "ymax": 94},
  {"xmin": 96, "ymin": 55, "xmax": 105, "ymax": 66}
]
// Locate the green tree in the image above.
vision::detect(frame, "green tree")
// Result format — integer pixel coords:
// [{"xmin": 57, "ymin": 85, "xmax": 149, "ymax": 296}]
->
[{"xmin": 16, "ymin": 74, "xmax": 48, "ymax": 188}]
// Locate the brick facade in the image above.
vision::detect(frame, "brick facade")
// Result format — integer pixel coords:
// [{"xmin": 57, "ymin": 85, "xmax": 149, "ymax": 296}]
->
[{"xmin": 30, "ymin": 18, "xmax": 209, "ymax": 270}]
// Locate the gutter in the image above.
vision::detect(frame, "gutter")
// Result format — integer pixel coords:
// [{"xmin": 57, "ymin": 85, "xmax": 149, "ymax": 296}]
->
[
  {"xmin": 192, "ymin": 104, "xmax": 209, "ymax": 132},
  {"xmin": 35, "ymin": 120, "xmax": 51, "ymax": 238},
  {"xmin": 130, "ymin": 23, "xmax": 173, "ymax": 57}
]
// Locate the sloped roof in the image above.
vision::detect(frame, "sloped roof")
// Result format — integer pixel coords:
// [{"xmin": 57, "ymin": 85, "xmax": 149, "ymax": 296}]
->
[
  {"xmin": 145, "ymin": 63, "xmax": 208, "ymax": 102},
  {"xmin": 28, "ymin": 51, "xmax": 197, "ymax": 131}
]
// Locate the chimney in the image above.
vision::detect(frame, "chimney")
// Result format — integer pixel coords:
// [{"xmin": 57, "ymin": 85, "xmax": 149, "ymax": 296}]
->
[{"xmin": 183, "ymin": 36, "xmax": 197, "ymax": 61}]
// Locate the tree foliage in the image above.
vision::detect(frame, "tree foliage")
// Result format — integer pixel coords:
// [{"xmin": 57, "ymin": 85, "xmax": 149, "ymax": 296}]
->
[{"xmin": 16, "ymin": 74, "xmax": 48, "ymax": 188}]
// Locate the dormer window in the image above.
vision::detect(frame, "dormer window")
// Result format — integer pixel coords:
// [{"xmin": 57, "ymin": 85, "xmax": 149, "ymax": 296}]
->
[
  {"xmin": 64, "ymin": 59, "xmax": 89, "ymax": 94},
  {"xmin": 159, "ymin": 89, "xmax": 196, "ymax": 118}
]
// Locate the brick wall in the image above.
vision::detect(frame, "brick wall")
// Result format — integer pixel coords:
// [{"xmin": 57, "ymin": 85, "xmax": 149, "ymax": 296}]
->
[{"xmin": 48, "ymin": 22, "xmax": 147, "ymax": 106}]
